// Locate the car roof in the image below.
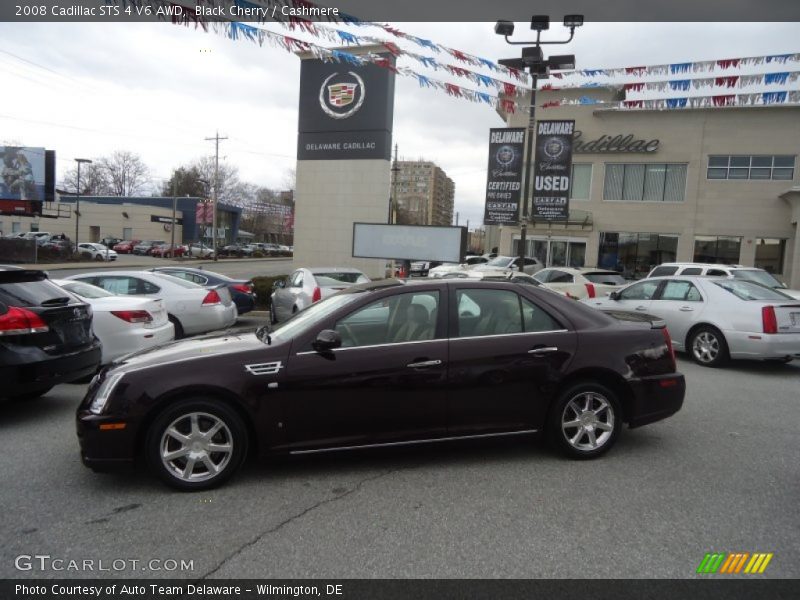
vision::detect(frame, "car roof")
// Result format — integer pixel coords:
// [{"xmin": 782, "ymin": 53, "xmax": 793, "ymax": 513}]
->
[
  {"xmin": 307, "ymin": 267, "xmax": 365, "ymax": 274},
  {"xmin": 654, "ymin": 262, "xmax": 744, "ymax": 269}
]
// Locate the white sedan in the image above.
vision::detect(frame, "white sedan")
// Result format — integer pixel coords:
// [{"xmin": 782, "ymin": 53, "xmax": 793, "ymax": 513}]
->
[
  {"xmin": 77, "ymin": 242, "xmax": 117, "ymax": 261},
  {"xmin": 582, "ymin": 275, "xmax": 800, "ymax": 366},
  {"xmin": 533, "ymin": 267, "xmax": 627, "ymax": 300},
  {"xmin": 66, "ymin": 271, "xmax": 237, "ymax": 339},
  {"xmin": 52, "ymin": 279, "xmax": 174, "ymax": 364},
  {"xmin": 270, "ymin": 267, "xmax": 369, "ymax": 323}
]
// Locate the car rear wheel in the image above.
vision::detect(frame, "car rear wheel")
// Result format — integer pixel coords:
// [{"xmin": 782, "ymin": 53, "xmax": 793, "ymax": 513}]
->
[
  {"xmin": 689, "ymin": 326, "xmax": 729, "ymax": 367},
  {"xmin": 146, "ymin": 398, "xmax": 248, "ymax": 491},
  {"xmin": 548, "ymin": 382, "xmax": 621, "ymax": 459}
]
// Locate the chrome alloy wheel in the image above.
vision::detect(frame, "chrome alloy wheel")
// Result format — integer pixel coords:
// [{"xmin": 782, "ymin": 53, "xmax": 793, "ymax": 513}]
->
[
  {"xmin": 561, "ymin": 392, "xmax": 615, "ymax": 452},
  {"xmin": 159, "ymin": 412, "xmax": 233, "ymax": 482},
  {"xmin": 692, "ymin": 331, "xmax": 720, "ymax": 364}
]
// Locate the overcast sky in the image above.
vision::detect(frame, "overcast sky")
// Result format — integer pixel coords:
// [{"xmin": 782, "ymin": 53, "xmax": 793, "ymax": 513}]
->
[{"xmin": 0, "ymin": 21, "xmax": 798, "ymax": 227}]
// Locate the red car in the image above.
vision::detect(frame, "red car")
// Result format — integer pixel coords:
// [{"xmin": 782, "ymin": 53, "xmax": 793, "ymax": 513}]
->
[
  {"xmin": 151, "ymin": 244, "xmax": 186, "ymax": 258},
  {"xmin": 113, "ymin": 240, "xmax": 140, "ymax": 254}
]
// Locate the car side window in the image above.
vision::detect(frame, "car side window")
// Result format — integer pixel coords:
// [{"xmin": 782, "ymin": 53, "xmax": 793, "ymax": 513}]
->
[
  {"xmin": 548, "ymin": 270, "xmax": 574, "ymax": 283},
  {"xmin": 456, "ymin": 289, "xmax": 523, "ymax": 337},
  {"xmin": 533, "ymin": 270, "xmax": 550, "ymax": 283},
  {"xmin": 94, "ymin": 276, "xmax": 135, "ymax": 295},
  {"xmin": 706, "ymin": 269, "xmax": 727, "ymax": 277},
  {"xmin": 680, "ymin": 267, "xmax": 702, "ymax": 275},
  {"xmin": 521, "ymin": 297, "xmax": 561, "ymax": 332},
  {"xmin": 166, "ymin": 270, "xmax": 191, "ymax": 282},
  {"xmin": 619, "ymin": 280, "xmax": 660, "ymax": 301},
  {"xmin": 290, "ymin": 272, "xmax": 304, "ymax": 288},
  {"xmin": 650, "ymin": 266, "xmax": 678, "ymax": 277},
  {"xmin": 659, "ymin": 280, "xmax": 702, "ymax": 301},
  {"xmin": 334, "ymin": 291, "xmax": 439, "ymax": 348}
]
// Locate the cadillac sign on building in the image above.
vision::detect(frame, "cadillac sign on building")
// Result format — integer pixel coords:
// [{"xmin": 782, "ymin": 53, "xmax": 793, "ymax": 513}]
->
[{"xmin": 297, "ymin": 54, "xmax": 395, "ymax": 160}]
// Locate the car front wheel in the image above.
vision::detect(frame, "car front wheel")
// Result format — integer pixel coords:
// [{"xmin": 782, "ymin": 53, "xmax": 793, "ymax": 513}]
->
[
  {"xmin": 548, "ymin": 382, "xmax": 621, "ymax": 459},
  {"xmin": 146, "ymin": 398, "xmax": 248, "ymax": 491}
]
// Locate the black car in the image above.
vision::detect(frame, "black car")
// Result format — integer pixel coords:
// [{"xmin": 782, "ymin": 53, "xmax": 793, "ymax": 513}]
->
[
  {"xmin": 1, "ymin": 267, "xmax": 101, "ymax": 400},
  {"xmin": 149, "ymin": 267, "xmax": 256, "ymax": 315},
  {"xmin": 77, "ymin": 279, "xmax": 685, "ymax": 490},
  {"xmin": 220, "ymin": 244, "xmax": 254, "ymax": 258}
]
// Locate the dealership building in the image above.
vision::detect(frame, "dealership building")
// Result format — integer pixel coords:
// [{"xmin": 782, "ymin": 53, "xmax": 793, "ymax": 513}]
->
[
  {"xmin": 486, "ymin": 86, "xmax": 800, "ymax": 287},
  {"xmin": 0, "ymin": 195, "xmax": 242, "ymax": 245}
]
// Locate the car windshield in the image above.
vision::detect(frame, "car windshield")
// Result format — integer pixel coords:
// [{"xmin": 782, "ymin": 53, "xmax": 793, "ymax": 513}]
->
[
  {"xmin": 486, "ymin": 256, "xmax": 513, "ymax": 267},
  {"xmin": 259, "ymin": 292, "xmax": 363, "ymax": 344},
  {"xmin": 713, "ymin": 280, "xmax": 794, "ymax": 301},
  {"xmin": 584, "ymin": 272, "xmax": 627, "ymax": 285},
  {"xmin": 731, "ymin": 269, "xmax": 784, "ymax": 289},
  {"xmin": 59, "ymin": 281, "xmax": 114, "ymax": 299},
  {"xmin": 314, "ymin": 272, "xmax": 367, "ymax": 284}
]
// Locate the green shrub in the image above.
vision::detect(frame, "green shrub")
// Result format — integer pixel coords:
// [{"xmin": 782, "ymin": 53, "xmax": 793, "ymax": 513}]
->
[
  {"xmin": 251, "ymin": 275, "xmax": 288, "ymax": 309},
  {"xmin": 251, "ymin": 251, "xmax": 265, "ymax": 258}
]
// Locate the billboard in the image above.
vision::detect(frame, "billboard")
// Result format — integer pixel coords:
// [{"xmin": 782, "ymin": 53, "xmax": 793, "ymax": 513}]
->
[
  {"xmin": 0, "ymin": 146, "xmax": 47, "ymax": 201},
  {"xmin": 297, "ymin": 54, "xmax": 396, "ymax": 160},
  {"xmin": 532, "ymin": 120, "xmax": 575, "ymax": 221},
  {"xmin": 483, "ymin": 128, "xmax": 525, "ymax": 225},
  {"xmin": 352, "ymin": 223, "xmax": 466, "ymax": 263}
]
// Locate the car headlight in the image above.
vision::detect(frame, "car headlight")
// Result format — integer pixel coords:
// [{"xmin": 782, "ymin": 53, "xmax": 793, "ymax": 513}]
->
[{"xmin": 89, "ymin": 372, "xmax": 125, "ymax": 415}]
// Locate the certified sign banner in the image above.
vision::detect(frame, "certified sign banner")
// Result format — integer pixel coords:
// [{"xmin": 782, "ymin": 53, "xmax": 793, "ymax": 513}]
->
[
  {"xmin": 483, "ymin": 128, "xmax": 525, "ymax": 225},
  {"xmin": 532, "ymin": 120, "xmax": 575, "ymax": 221}
]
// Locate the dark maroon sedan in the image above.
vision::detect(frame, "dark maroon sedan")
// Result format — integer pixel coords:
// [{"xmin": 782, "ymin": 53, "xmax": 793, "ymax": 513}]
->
[{"xmin": 77, "ymin": 279, "xmax": 685, "ymax": 490}]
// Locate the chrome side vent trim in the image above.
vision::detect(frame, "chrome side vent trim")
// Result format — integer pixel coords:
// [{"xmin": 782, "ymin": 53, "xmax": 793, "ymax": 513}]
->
[{"xmin": 244, "ymin": 361, "xmax": 283, "ymax": 376}]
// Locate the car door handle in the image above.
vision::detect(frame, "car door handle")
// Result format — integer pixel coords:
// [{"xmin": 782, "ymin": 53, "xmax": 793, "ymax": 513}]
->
[
  {"xmin": 679, "ymin": 306, "xmax": 694, "ymax": 312},
  {"xmin": 635, "ymin": 306, "xmax": 648, "ymax": 311},
  {"xmin": 528, "ymin": 347, "xmax": 559, "ymax": 355},
  {"xmin": 406, "ymin": 359, "xmax": 442, "ymax": 368}
]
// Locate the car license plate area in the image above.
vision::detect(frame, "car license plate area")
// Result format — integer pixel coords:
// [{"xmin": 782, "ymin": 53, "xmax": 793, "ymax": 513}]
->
[{"xmin": 790, "ymin": 312, "xmax": 800, "ymax": 327}]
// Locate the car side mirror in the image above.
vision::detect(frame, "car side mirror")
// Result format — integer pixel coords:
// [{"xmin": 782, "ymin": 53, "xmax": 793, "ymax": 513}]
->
[
  {"xmin": 273, "ymin": 280, "xmax": 286, "ymax": 290},
  {"xmin": 313, "ymin": 329, "xmax": 341, "ymax": 352},
  {"xmin": 609, "ymin": 291, "xmax": 621, "ymax": 301}
]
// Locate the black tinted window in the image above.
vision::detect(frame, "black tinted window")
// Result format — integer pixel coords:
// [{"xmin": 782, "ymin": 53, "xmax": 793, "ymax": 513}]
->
[
  {"xmin": 680, "ymin": 268, "xmax": 703, "ymax": 275},
  {"xmin": 548, "ymin": 271, "xmax": 574, "ymax": 283},
  {"xmin": 584, "ymin": 272, "xmax": 627, "ymax": 285},
  {"xmin": 649, "ymin": 266, "xmax": 678, "ymax": 277},
  {"xmin": 0, "ymin": 279, "xmax": 72, "ymax": 307}
]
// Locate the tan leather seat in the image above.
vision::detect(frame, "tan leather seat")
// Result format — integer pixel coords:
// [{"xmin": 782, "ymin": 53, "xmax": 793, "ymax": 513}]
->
[{"xmin": 391, "ymin": 304, "xmax": 433, "ymax": 343}]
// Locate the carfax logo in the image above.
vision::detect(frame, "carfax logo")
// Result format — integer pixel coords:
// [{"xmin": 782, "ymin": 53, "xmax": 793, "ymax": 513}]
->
[
  {"xmin": 696, "ymin": 552, "xmax": 773, "ymax": 574},
  {"xmin": 319, "ymin": 71, "xmax": 365, "ymax": 119}
]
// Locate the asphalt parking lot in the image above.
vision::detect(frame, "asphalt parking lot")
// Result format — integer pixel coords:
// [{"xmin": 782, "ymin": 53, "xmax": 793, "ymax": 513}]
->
[{"xmin": 1, "ymin": 349, "xmax": 798, "ymax": 579}]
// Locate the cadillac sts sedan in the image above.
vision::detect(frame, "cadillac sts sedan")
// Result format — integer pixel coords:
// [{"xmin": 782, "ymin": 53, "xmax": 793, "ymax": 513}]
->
[{"xmin": 77, "ymin": 279, "xmax": 685, "ymax": 491}]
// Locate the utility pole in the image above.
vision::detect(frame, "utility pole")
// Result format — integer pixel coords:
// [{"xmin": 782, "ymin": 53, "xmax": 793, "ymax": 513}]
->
[
  {"xmin": 389, "ymin": 143, "xmax": 399, "ymax": 225},
  {"xmin": 170, "ymin": 177, "xmax": 177, "ymax": 257},
  {"xmin": 205, "ymin": 131, "xmax": 228, "ymax": 261}
]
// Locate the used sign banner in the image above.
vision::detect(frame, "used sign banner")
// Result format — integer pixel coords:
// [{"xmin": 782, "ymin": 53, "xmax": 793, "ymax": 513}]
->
[
  {"xmin": 532, "ymin": 120, "xmax": 575, "ymax": 221},
  {"xmin": 483, "ymin": 128, "xmax": 525, "ymax": 225}
]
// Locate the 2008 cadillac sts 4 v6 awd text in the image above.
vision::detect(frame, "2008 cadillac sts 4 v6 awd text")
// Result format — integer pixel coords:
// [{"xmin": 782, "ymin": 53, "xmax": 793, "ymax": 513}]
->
[{"xmin": 77, "ymin": 279, "xmax": 685, "ymax": 490}]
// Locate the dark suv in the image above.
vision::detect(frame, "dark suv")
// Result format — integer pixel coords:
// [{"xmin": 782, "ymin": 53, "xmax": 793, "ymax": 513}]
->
[{"xmin": 0, "ymin": 267, "xmax": 101, "ymax": 400}]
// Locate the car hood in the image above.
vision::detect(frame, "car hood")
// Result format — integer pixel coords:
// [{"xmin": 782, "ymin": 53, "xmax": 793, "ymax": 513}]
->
[{"xmin": 110, "ymin": 330, "xmax": 269, "ymax": 372}]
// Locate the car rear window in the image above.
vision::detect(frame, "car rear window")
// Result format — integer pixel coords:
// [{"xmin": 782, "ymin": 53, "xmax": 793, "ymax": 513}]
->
[
  {"xmin": 731, "ymin": 269, "xmax": 784, "ymax": 289},
  {"xmin": 584, "ymin": 272, "xmax": 627, "ymax": 285},
  {"xmin": 0, "ymin": 278, "xmax": 73, "ymax": 307},
  {"xmin": 713, "ymin": 280, "xmax": 793, "ymax": 301},
  {"xmin": 649, "ymin": 266, "xmax": 679, "ymax": 277},
  {"xmin": 315, "ymin": 272, "xmax": 367, "ymax": 284},
  {"xmin": 59, "ymin": 281, "xmax": 114, "ymax": 299},
  {"xmin": 151, "ymin": 273, "xmax": 204, "ymax": 288}
]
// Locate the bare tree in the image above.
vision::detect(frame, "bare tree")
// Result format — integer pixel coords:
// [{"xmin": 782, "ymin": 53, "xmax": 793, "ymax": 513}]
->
[
  {"xmin": 61, "ymin": 162, "xmax": 112, "ymax": 195},
  {"xmin": 192, "ymin": 156, "xmax": 242, "ymax": 206},
  {"xmin": 96, "ymin": 151, "xmax": 150, "ymax": 196}
]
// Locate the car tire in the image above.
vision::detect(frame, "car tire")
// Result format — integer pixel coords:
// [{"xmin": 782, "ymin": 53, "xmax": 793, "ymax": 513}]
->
[
  {"xmin": 168, "ymin": 315, "xmax": 185, "ymax": 340},
  {"xmin": 145, "ymin": 397, "xmax": 248, "ymax": 491},
  {"xmin": 689, "ymin": 326, "xmax": 729, "ymax": 368},
  {"xmin": 94, "ymin": 254, "xmax": 103, "ymax": 261},
  {"xmin": 548, "ymin": 382, "xmax": 622, "ymax": 460}
]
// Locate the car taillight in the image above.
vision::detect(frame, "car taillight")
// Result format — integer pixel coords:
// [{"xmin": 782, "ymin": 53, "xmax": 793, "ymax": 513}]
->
[
  {"xmin": 202, "ymin": 290, "xmax": 222, "ymax": 306},
  {"xmin": 231, "ymin": 283, "xmax": 252, "ymax": 294},
  {"xmin": 0, "ymin": 307, "xmax": 50, "ymax": 336},
  {"xmin": 312, "ymin": 286, "xmax": 321, "ymax": 303},
  {"xmin": 110, "ymin": 310, "xmax": 152, "ymax": 324},
  {"xmin": 661, "ymin": 327, "xmax": 676, "ymax": 370},
  {"xmin": 584, "ymin": 283, "xmax": 596, "ymax": 298},
  {"xmin": 762, "ymin": 306, "xmax": 778, "ymax": 334}
]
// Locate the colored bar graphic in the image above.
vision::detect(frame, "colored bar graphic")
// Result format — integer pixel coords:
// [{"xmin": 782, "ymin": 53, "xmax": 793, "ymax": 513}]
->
[{"xmin": 698, "ymin": 552, "xmax": 773, "ymax": 574}]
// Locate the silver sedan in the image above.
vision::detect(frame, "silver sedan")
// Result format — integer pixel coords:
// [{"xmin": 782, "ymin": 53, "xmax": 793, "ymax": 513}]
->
[
  {"xmin": 270, "ymin": 267, "xmax": 370, "ymax": 323},
  {"xmin": 582, "ymin": 275, "xmax": 800, "ymax": 366}
]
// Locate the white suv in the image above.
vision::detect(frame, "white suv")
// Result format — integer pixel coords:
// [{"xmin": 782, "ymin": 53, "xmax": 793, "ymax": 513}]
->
[{"xmin": 646, "ymin": 263, "xmax": 799, "ymax": 299}]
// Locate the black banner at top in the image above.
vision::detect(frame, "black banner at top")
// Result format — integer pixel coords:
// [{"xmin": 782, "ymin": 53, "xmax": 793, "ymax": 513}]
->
[
  {"xmin": 532, "ymin": 120, "xmax": 575, "ymax": 221},
  {"xmin": 483, "ymin": 128, "xmax": 525, "ymax": 226}
]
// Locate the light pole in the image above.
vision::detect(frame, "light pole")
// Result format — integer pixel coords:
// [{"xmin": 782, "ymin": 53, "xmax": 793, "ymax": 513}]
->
[
  {"xmin": 73, "ymin": 158, "xmax": 92, "ymax": 251},
  {"xmin": 496, "ymin": 15, "xmax": 583, "ymax": 269}
]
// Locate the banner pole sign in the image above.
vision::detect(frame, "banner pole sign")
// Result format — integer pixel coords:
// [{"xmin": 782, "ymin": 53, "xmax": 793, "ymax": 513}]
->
[
  {"xmin": 483, "ymin": 128, "xmax": 525, "ymax": 225},
  {"xmin": 532, "ymin": 120, "xmax": 575, "ymax": 221}
]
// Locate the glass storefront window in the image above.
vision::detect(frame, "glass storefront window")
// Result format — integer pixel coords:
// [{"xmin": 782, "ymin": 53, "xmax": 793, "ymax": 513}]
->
[
  {"xmin": 754, "ymin": 238, "xmax": 786, "ymax": 274},
  {"xmin": 603, "ymin": 164, "xmax": 687, "ymax": 202},
  {"xmin": 512, "ymin": 237, "xmax": 586, "ymax": 268},
  {"xmin": 570, "ymin": 164, "xmax": 592, "ymax": 200},
  {"xmin": 598, "ymin": 232, "xmax": 679, "ymax": 279},
  {"xmin": 693, "ymin": 236, "xmax": 742, "ymax": 264}
]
